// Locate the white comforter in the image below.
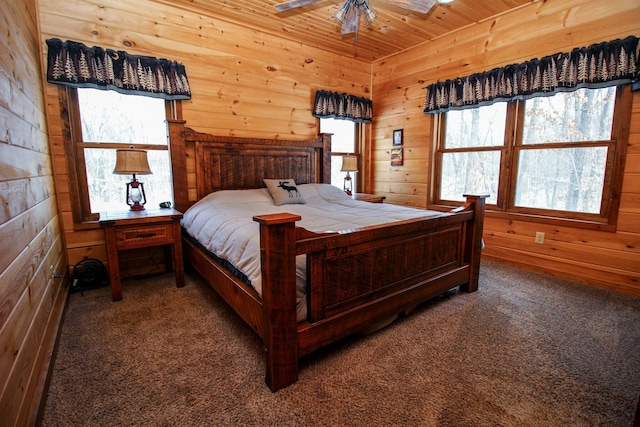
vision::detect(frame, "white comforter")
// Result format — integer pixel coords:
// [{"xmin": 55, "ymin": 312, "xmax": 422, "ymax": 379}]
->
[{"xmin": 181, "ymin": 183, "xmax": 443, "ymax": 321}]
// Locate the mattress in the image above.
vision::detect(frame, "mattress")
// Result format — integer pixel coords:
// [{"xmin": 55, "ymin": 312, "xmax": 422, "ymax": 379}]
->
[{"xmin": 181, "ymin": 183, "xmax": 443, "ymax": 321}]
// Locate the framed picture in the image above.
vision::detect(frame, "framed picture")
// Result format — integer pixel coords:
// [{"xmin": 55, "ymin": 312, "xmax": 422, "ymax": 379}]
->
[
  {"xmin": 393, "ymin": 129, "xmax": 403, "ymax": 146},
  {"xmin": 390, "ymin": 147, "xmax": 403, "ymax": 166}
]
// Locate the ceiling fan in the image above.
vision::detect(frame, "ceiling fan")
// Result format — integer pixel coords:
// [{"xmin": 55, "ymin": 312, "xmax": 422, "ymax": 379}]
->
[{"xmin": 274, "ymin": 0, "xmax": 448, "ymax": 41}]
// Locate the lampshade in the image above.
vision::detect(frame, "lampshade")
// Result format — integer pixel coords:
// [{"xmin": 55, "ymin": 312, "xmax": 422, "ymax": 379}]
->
[
  {"xmin": 113, "ymin": 148, "xmax": 152, "ymax": 175},
  {"xmin": 341, "ymin": 156, "xmax": 358, "ymax": 172}
]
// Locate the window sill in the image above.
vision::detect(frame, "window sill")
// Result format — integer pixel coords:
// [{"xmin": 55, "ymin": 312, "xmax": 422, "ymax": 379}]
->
[{"xmin": 428, "ymin": 203, "xmax": 616, "ymax": 232}]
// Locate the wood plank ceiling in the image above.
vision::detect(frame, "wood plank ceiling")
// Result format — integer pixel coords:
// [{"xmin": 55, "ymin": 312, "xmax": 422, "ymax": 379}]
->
[{"xmin": 150, "ymin": 0, "xmax": 535, "ymax": 61}]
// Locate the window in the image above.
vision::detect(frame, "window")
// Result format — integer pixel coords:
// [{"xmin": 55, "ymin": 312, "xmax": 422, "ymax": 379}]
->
[
  {"xmin": 433, "ymin": 85, "xmax": 631, "ymax": 228},
  {"xmin": 320, "ymin": 118, "xmax": 359, "ymax": 193},
  {"xmin": 64, "ymin": 87, "xmax": 177, "ymax": 222}
]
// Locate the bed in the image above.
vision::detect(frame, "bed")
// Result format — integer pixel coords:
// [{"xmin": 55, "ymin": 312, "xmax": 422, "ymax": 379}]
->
[{"xmin": 168, "ymin": 119, "xmax": 487, "ymax": 391}]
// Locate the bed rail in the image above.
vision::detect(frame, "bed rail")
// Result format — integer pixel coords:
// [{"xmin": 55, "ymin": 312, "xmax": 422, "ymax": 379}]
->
[{"xmin": 254, "ymin": 194, "xmax": 487, "ymax": 391}]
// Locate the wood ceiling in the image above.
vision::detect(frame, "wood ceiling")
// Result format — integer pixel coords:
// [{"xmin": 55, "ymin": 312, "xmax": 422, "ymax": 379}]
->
[{"xmin": 151, "ymin": 0, "xmax": 535, "ymax": 62}]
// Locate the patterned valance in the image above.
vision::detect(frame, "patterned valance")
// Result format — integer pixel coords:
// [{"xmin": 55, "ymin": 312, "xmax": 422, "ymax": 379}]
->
[
  {"xmin": 312, "ymin": 90, "xmax": 373, "ymax": 123},
  {"xmin": 46, "ymin": 38, "xmax": 191, "ymax": 100},
  {"xmin": 423, "ymin": 36, "xmax": 639, "ymax": 114}
]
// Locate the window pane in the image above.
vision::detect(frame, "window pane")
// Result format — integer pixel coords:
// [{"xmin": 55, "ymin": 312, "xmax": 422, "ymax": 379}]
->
[
  {"xmin": 321, "ymin": 118, "xmax": 356, "ymax": 192},
  {"xmin": 523, "ymin": 87, "xmax": 615, "ymax": 144},
  {"xmin": 86, "ymin": 149, "xmax": 173, "ymax": 213},
  {"xmin": 320, "ymin": 118, "xmax": 355, "ymax": 153},
  {"xmin": 445, "ymin": 103, "xmax": 507, "ymax": 148},
  {"xmin": 78, "ymin": 88, "xmax": 167, "ymax": 145},
  {"xmin": 515, "ymin": 147, "xmax": 607, "ymax": 213},
  {"xmin": 440, "ymin": 151, "xmax": 499, "ymax": 204}
]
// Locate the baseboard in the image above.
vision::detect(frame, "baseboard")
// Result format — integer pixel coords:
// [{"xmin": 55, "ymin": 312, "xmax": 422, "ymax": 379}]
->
[{"xmin": 32, "ymin": 276, "xmax": 70, "ymax": 427}]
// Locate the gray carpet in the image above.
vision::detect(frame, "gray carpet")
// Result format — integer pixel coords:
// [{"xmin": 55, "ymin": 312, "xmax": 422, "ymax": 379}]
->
[{"xmin": 40, "ymin": 261, "xmax": 640, "ymax": 426}]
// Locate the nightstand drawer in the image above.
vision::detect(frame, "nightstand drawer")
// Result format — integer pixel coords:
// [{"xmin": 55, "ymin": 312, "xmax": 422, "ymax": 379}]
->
[{"xmin": 115, "ymin": 224, "xmax": 174, "ymax": 249}]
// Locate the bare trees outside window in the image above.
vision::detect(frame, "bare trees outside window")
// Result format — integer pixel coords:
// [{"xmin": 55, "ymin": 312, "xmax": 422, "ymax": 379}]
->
[
  {"xmin": 76, "ymin": 88, "xmax": 173, "ymax": 213},
  {"xmin": 433, "ymin": 85, "xmax": 630, "ymax": 228}
]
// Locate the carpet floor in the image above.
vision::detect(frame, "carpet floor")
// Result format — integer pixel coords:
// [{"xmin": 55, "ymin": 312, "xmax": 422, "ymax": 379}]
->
[{"xmin": 40, "ymin": 261, "xmax": 640, "ymax": 426}]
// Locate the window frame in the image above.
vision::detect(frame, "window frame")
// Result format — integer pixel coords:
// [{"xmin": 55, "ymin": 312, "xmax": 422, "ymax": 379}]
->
[
  {"xmin": 319, "ymin": 118, "xmax": 365, "ymax": 193},
  {"xmin": 59, "ymin": 86, "xmax": 180, "ymax": 225},
  {"xmin": 429, "ymin": 85, "xmax": 632, "ymax": 231}
]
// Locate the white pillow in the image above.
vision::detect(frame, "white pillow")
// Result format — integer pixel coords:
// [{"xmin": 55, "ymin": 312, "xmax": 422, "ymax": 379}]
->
[{"xmin": 263, "ymin": 179, "xmax": 306, "ymax": 206}]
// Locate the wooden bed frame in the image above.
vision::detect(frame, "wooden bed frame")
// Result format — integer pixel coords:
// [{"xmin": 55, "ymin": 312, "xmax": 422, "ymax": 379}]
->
[{"xmin": 167, "ymin": 119, "xmax": 487, "ymax": 391}]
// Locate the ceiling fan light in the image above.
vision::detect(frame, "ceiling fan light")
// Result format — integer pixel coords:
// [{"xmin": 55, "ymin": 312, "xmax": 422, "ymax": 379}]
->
[
  {"xmin": 438, "ymin": 0, "xmax": 455, "ymax": 3},
  {"xmin": 361, "ymin": 2, "xmax": 378, "ymax": 26},
  {"xmin": 333, "ymin": 0, "xmax": 352, "ymax": 25}
]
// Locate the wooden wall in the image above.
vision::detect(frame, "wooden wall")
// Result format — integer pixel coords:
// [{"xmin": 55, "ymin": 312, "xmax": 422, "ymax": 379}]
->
[
  {"xmin": 371, "ymin": 0, "xmax": 640, "ymax": 296},
  {"xmin": 38, "ymin": 0, "xmax": 372, "ymax": 269},
  {"xmin": 0, "ymin": 0, "xmax": 627, "ymax": 423},
  {"xmin": 0, "ymin": 0, "xmax": 68, "ymax": 425}
]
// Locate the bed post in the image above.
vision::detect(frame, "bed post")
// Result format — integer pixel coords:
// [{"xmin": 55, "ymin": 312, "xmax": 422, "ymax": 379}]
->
[
  {"xmin": 167, "ymin": 119, "xmax": 189, "ymax": 213},
  {"xmin": 319, "ymin": 133, "xmax": 332, "ymax": 184},
  {"xmin": 253, "ymin": 212, "xmax": 301, "ymax": 391},
  {"xmin": 460, "ymin": 194, "xmax": 488, "ymax": 293}
]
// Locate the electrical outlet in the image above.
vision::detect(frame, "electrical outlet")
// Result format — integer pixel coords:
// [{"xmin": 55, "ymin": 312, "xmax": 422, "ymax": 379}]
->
[{"xmin": 535, "ymin": 232, "xmax": 545, "ymax": 244}]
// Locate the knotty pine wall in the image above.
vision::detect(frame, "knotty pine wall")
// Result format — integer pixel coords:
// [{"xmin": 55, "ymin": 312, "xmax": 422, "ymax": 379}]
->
[
  {"xmin": 371, "ymin": 0, "xmax": 640, "ymax": 296},
  {"xmin": 38, "ymin": 0, "xmax": 371, "ymax": 270},
  {"xmin": 0, "ymin": 0, "xmax": 67, "ymax": 425}
]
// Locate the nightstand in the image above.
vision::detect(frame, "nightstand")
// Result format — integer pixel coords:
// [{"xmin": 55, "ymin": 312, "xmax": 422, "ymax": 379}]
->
[
  {"xmin": 353, "ymin": 193, "xmax": 386, "ymax": 203},
  {"xmin": 99, "ymin": 208, "xmax": 184, "ymax": 301}
]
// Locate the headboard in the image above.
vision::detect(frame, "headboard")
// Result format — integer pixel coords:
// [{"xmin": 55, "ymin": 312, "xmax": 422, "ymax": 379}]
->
[{"xmin": 167, "ymin": 119, "xmax": 332, "ymax": 213}]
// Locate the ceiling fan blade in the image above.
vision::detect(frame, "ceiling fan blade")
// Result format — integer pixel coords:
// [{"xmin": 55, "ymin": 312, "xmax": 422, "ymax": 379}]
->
[
  {"xmin": 274, "ymin": 0, "xmax": 323, "ymax": 12},
  {"xmin": 381, "ymin": 0, "xmax": 438, "ymax": 14}
]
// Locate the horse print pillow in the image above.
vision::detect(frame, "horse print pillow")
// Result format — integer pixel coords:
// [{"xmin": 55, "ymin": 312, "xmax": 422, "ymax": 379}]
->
[{"xmin": 263, "ymin": 179, "xmax": 306, "ymax": 206}]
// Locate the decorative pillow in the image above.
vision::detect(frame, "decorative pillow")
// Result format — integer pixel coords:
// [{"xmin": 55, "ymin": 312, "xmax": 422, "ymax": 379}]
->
[{"xmin": 263, "ymin": 179, "xmax": 306, "ymax": 206}]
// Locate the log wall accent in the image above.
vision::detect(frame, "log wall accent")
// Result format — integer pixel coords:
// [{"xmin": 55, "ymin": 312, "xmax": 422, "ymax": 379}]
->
[
  {"xmin": 371, "ymin": 0, "xmax": 640, "ymax": 296},
  {"xmin": 37, "ymin": 0, "xmax": 372, "ymax": 274},
  {"xmin": 0, "ymin": 0, "xmax": 67, "ymax": 425}
]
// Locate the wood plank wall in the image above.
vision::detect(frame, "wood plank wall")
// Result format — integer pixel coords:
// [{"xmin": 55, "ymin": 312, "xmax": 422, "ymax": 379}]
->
[
  {"xmin": 0, "ymin": 0, "xmax": 628, "ymax": 423},
  {"xmin": 37, "ymin": 0, "xmax": 371, "ymax": 270},
  {"xmin": 0, "ymin": 0, "xmax": 68, "ymax": 425},
  {"xmin": 371, "ymin": 0, "xmax": 640, "ymax": 296}
]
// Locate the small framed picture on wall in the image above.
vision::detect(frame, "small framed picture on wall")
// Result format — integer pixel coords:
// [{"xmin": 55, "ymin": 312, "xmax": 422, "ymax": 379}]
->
[
  {"xmin": 391, "ymin": 147, "xmax": 403, "ymax": 166},
  {"xmin": 393, "ymin": 129, "xmax": 403, "ymax": 146}
]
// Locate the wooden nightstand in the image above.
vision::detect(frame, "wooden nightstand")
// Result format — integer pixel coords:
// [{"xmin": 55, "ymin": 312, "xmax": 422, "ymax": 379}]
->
[
  {"xmin": 353, "ymin": 193, "xmax": 386, "ymax": 203},
  {"xmin": 99, "ymin": 208, "xmax": 184, "ymax": 301}
]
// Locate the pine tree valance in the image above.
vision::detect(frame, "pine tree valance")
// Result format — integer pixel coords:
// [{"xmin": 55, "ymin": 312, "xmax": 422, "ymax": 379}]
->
[
  {"xmin": 423, "ymin": 36, "xmax": 638, "ymax": 114},
  {"xmin": 46, "ymin": 38, "xmax": 191, "ymax": 100},
  {"xmin": 312, "ymin": 90, "xmax": 373, "ymax": 123}
]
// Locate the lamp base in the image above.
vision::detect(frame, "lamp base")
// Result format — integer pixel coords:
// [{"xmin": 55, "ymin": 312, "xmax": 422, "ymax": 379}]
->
[
  {"xmin": 125, "ymin": 177, "xmax": 147, "ymax": 211},
  {"xmin": 343, "ymin": 172, "xmax": 353, "ymax": 196}
]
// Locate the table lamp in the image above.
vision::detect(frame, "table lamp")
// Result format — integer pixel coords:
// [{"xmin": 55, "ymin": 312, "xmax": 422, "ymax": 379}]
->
[
  {"xmin": 113, "ymin": 147, "xmax": 152, "ymax": 211},
  {"xmin": 341, "ymin": 155, "xmax": 358, "ymax": 196}
]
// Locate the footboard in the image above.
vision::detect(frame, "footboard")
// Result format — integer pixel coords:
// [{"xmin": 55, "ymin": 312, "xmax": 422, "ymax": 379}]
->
[{"xmin": 254, "ymin": 195, "xmax": 486, "ymax": 391}]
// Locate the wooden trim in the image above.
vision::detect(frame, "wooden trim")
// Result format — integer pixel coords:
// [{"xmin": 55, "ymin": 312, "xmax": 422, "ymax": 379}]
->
[
  {"xmin": 59, "ymin": 86, "xmax": 98, "ymax": 223},
  {"xmin": 605, "ymin": 84, "xmax": 632, "ymax": 227},
  {"xmin": 167, "ymin": 119, "xmax": 189, "ymax": 213}
]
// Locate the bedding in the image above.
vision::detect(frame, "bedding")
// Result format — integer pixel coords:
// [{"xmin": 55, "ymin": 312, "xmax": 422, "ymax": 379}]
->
[{"xmin": 181, "ymin": 183, "xmax": 444, "ymax": 322}]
